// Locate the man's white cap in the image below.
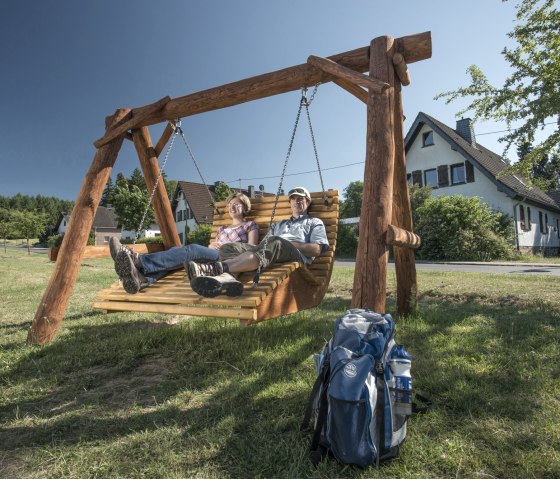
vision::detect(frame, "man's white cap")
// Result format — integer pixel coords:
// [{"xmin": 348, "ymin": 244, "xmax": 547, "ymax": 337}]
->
[{"xmin": 288, "ymin": 186, "xmax": 311, "ymax": 201}]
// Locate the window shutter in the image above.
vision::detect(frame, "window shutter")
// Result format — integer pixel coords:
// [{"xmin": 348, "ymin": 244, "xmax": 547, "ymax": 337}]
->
[
  {"xmin": 519, "ymin": 205, "xmax": 525, "ymax": 230},
  {"xmin": 527, "ymin": 207, "xmax": 532, "ymax": 230},
  {"xmin": 412, "ymin": 170, "xmax": 423, "ymax": 186},
  {"xmin": 437, "ymin": 165, "xmax": 449, "ymax": 187},
  {"xmin": 465, "ymin": 161, "xmax": 475, "ymax": 183}
]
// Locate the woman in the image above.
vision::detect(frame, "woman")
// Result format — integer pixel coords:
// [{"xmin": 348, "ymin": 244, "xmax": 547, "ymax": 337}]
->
[{"xmin": 111, "ymin": 192, "xmax": 259, "ymax": 294}]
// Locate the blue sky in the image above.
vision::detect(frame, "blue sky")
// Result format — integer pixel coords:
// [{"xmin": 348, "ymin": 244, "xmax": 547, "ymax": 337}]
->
[{"xmin": 1, "ymin": 0, "xmax": 522, "ymax": 201}]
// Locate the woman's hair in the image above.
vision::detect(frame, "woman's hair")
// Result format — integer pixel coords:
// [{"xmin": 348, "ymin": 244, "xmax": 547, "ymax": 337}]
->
[{"xmin": 226, "ymin": 192, "xmax": 252, "ymax": 216}]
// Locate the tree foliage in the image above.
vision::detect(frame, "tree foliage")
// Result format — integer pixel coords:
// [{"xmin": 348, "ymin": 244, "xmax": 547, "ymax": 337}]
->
[
  {"xmin": 10, "ymin": 210, "xmax": 48, "ymax": 254},
  {"xmin": 435, "ymin": 0, "xmax": 560, "ymax": 181},
  {"xmin": 213, "ymin": 181, "xmax": 234, "ymax": 202},
  {"xmin": 415, "ymin": 195, "xmax": 515, "ymax": 261},
  {"xmin": 112, "ymin": 185, "xmax": 155, "ymax": 233},
  {"xmin": 340, "ymin": 181, "xmax": 363, "ymax": 218},
  {"xmin": 187, "ymin": 224, "xmax": 211, "ymax": 246}
]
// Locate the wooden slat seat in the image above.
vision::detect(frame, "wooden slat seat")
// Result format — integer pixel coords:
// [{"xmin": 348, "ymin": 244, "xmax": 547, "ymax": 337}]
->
[{"xmin": 94, "ymin": 189, "xmax": 339, "ymax": 325}]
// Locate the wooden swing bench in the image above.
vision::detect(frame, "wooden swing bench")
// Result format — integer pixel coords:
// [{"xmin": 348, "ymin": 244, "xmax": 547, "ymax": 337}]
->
[{"xmin": 93, "ymin": 189, "xmax": 339, "ymax": 325}]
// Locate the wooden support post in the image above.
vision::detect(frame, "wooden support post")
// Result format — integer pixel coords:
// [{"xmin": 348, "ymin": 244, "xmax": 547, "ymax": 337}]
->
[
  {"xmin": 132, "ymin": 127, "xmax": 181, "ymax": 249},
  {"xmin": 352, "ymin": 36, "xmax": 396, "ymax": 313},
  {"xmin": 307, "ymin": 55, "xmax": 390, "ymax": 93},
  {"xmin": 386, "ymin": 224, "xmax": 421, "ymax": 249},
  {"xmin": 391, "ymin": 80, "xmax": 418, "ymax": 314},
  {"xmin": 392, "ymin": 53, "xmax": 411, "ymax": 86},
  {"xmin": 28, "ymin": 108, "xmax": 131, "ymax": 345}
]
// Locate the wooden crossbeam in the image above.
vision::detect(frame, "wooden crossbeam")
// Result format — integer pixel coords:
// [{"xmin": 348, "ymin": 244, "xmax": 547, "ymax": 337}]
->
[{"xmin": 119, "ymin": 32, "xmax": 431, "ymax": 128}]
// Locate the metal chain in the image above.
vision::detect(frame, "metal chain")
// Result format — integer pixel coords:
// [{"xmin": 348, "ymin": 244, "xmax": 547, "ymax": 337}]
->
[
  {"xmin": 134, "ymin": 120, "xmax": 179, "ymax": 244},
  {"xmin": 176, "ymin": 124, "xmax": 215, "ymax": 208},
  {"xmin": 303, "ymin": 90, "xmax": 327, "ymax": 204},
  {"xmin": 253, "ymin": 84, "xmax": 320, "ymax": 286}
]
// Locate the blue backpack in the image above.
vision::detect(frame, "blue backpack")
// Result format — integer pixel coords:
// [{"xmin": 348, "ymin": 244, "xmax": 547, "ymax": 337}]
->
[{"xmin": 302, "ymin": 309, "xmax": 416, "ymax": 468}]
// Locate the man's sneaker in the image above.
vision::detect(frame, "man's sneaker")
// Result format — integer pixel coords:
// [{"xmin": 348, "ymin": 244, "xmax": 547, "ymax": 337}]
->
[
  {"xmin": 115, "ymin": 250, "xmax": 149, "ymax": 294},
  {"xmin": 184, "ymin": 260, "xmax": 224, "ymax": 281},
  {"xmin": 191, "ymin": 273, "xmax": 243, "ymax": 298}
]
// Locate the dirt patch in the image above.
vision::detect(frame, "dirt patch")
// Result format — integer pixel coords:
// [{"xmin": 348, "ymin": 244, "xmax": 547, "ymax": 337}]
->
[{"xmin": 81, "ymin": 355, "xmax": 172, "ymax": 407}]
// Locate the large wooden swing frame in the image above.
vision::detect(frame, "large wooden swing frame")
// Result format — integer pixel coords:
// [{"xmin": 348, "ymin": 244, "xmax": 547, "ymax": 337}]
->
[{"xmin": 28, "ymin": 32, "xmax": 431, "ymax": 345}]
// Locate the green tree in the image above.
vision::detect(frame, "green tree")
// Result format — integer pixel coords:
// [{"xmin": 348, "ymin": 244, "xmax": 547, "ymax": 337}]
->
[
  {"xmin": 10, "ymin": 210, "xmax": 48, "ymax": 254},
  {"xmin": 213, "ymin": 181, "xmax": 234, "ymax": 202},
  {"xmin": 409, "ymin": 185, "xmax": 432, "ymax": 227},
  {"xmin": 340, "ymin": 181, "xmax": 363, "ymax": 218},
  {"xmin": 0, "ymin": 211, "xmax": 15, "ymax": 253},
  {"xmin": 129, "ymin": 168, "xmax": 146, "ymax": 191},
  {"xmin": 112, "ymin": 185, "xmax": 155, "ymax": 233},
  {"xmin": 415, "ymin": 195, "xmax": 514, "ymax": 261},
  {"xmin": 435, "ymin": 0, "xmax": 560, "ymax": 180},
  {"xmin": 101, "ymin": 176, "xmax": 116, "ymax": 206},
  {"xmin": 115, "ymin": 172, "xmax": 129, "ymax": 190}
]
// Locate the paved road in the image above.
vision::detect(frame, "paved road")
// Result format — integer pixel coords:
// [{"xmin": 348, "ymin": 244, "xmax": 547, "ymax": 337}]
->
[
  {"xmin": 334, "ymin": 260, "xmax": 560, "ymax": 276},
  {"xmin": 5, "ymin": 246, "xmax": 560, "ymax": 276}
]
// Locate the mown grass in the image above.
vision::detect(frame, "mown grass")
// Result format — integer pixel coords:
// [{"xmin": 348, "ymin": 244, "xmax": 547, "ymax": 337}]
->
[{"xmin": 1, "ymin": 250, "xmax": 559, "ymax": 478}]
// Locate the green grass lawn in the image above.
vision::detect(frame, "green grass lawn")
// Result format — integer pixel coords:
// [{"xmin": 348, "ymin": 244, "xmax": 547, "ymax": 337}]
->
[{"xmin": 1, "ymin": 250, "xmax": 558, "ymax": 478}]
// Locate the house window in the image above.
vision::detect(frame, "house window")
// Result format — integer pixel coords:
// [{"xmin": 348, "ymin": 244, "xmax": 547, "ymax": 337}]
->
[
  {"xmin": 424, "ymin": 169, "xmax": 438, "ymax": 188},
  {"xmin": 438, "ymin": 165, "xmax": 449, "ymax": 187},
  {"xmin": 412, "ymin": 170, "xmax": 423, "ymax": 186},
  {"xmin": 465, "ymin": 161, "xmax": 475, "ymax": 183},
  {"xmin": 519, "ymin": 205, "xmax": 526, "ymax": 231},
  {"xmin": 406, "ymin": 173, "xmax": 412, "ymax": 184},
  {"xmin": 450, "ymin": 163, "xmax": 466, "ymax": 184},
  {"xmin": 103, "ymin": 236, "xmax": 110, "ymax": 244},
  {"xmin": 539, "ymin": 211, "xmax": 548, "ymax": 234},
  {"xmin": 422, "ymin": 131, "xmax": 434, "ymax": 147}
]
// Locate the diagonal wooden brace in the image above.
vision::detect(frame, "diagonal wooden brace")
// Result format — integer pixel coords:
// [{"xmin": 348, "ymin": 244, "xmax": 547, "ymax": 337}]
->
[{"xmin": 307, "ymin": 55, "xmax": 390, "ymax": 94}]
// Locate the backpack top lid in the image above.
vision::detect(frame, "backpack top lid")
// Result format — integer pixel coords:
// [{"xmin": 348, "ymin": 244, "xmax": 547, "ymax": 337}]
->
[{"xmin": 333, "ymin": 309, "xmax": 395, "ymax": 359}]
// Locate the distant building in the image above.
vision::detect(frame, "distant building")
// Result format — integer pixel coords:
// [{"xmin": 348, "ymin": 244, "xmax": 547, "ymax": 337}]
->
[
  {"xmin": 55, "ymin": 205, "xmax": 122, "ymax": 246},
  {"xmin": 405, "ymin": 112, "xmax": 560, "ymax": 255}
]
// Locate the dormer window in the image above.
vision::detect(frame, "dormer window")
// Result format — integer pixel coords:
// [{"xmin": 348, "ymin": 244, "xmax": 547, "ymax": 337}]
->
[{"xmin": 422, "ymin": 131, "xmax": 434, "ymax": 147}]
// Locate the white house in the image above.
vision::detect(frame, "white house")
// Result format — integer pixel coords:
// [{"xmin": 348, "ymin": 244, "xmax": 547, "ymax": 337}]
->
[{"xmin": 405, "ymin": 113, "xmax": 560, "ymax": 255}]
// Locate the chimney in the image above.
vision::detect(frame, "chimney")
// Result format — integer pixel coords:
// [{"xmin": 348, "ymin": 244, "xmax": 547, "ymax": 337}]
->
[
  {"xmin": 247, "ymin": 185, "xmax": 255, "ymax": 198},
  {"xmin": 456, "ymin": 118, "xmax": 476, "ymax": 147}
]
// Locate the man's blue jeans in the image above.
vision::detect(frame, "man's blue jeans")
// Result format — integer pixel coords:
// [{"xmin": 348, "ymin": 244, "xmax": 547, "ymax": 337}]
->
[{"xmin": 139, "ymin": 244, "xmax": 219, "ymax": 285}]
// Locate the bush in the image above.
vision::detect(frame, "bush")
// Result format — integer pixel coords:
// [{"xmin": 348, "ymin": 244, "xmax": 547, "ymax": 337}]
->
[
  {"xmin": 415, "ymin": 195, "xmax": 515, "ymax": 261},
  {"xmin": 47, "ymin": 233, "xmax": 65, "ymax": 248},
  {"xmin": 187, "ymin": 224, "xmax": 211, "ymax": 246},
  {"xmin": 336, "ymin": 224, "xmax": 359, "ymax": 258}
]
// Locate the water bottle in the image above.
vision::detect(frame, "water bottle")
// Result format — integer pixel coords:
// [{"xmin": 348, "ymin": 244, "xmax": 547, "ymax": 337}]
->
[{"xmin": 389, "ymin": 345, "xmax": 412, "ymax": 416}]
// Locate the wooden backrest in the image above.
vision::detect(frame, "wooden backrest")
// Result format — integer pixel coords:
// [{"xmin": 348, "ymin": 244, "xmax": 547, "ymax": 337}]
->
[{"xmin": 211, "ymin": 190, "xmax": 339, "ymax": 260}]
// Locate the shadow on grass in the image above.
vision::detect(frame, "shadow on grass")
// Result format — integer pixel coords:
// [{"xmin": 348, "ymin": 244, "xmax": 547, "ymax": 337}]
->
[{"xmin": 1, "ymin": 291, "xmax": 558, "ymax": 476}]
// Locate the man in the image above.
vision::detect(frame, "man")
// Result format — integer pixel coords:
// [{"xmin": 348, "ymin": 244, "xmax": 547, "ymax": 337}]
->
[{"xmin": 186, "ymin": 186, "xmax": 329, "ymax": 298}]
